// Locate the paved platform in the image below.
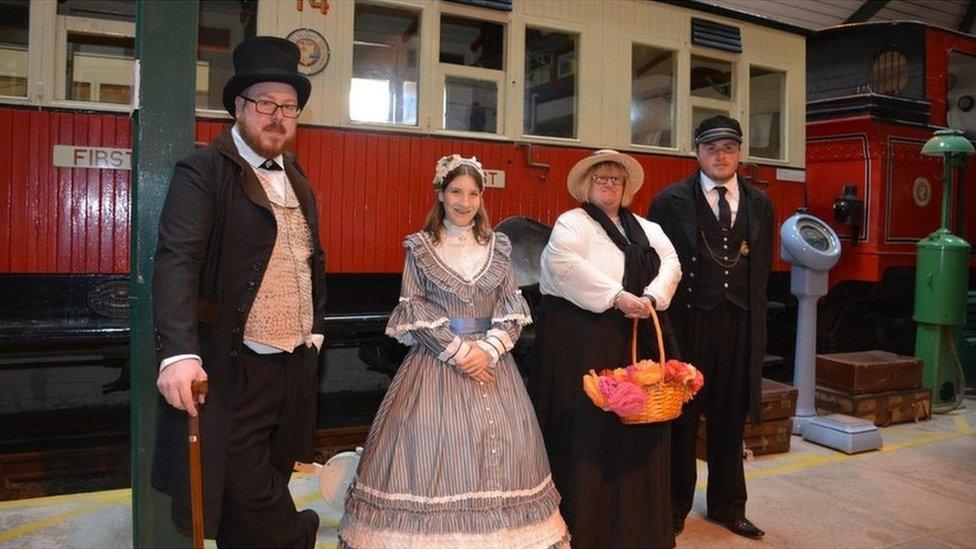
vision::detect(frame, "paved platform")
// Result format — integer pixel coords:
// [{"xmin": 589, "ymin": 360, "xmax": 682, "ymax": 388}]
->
[{"xmin": 1, "ymin": 397, "xmax": 974, "ymax": 548}]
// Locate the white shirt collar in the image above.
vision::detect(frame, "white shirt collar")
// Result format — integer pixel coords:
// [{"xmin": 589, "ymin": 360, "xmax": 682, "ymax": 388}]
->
[
  {"xmin": 700, "ymin": 171, "xmax": 739, "ymax": 196},
  {"xmin": 442, "ymin": 219, "xmax": 475, "ymax": 241},
  {"xmin": 231, "ymin": 125, "xmax": 284, "ymax": 170}
]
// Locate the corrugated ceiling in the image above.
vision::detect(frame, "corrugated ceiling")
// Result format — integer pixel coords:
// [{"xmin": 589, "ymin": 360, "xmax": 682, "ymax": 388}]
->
[{"xmin": 694, "ymin": 0, "xmax": 974, "ymax": 33}]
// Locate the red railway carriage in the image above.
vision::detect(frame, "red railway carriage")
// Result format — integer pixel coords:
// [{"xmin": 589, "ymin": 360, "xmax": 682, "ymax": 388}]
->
[{"xmin": 794, "ymin": 22, "xmax": 976, "ymax": 357}]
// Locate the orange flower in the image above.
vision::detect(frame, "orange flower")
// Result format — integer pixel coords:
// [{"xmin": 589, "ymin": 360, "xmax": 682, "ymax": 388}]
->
[
  {"xmin": 583, "ymin": 370, "xmax": 609, "ymax": 410},
  {"xmin": 628, "ymin": 360, "xmax": 664, "ymax": 386}
]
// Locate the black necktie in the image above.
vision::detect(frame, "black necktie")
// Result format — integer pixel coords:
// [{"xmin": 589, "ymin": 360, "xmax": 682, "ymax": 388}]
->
[
  {"xmin": 260, "ymin": 159, "xmax": 282, "ymax": 171},
  {"xmin": 716, "ymin": 186, "xmax": 731, "ymax": 231}
]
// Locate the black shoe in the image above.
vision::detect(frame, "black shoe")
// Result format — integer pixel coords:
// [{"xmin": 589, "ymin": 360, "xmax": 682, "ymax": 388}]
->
[
  {"xmin": 299, "ymin": 509, "xmax": 320, "ymax": 544},
  {"xmin": 712, "ymin": 516, "xmax": 764, "ymax": 539},
  {"xmin": 673, "ymin": 517, "xmax": 686, "ymax": 537}
]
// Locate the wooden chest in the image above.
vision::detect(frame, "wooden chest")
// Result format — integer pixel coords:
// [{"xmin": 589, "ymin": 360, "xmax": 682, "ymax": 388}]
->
[
  {"xmin": 816, "ymin": 351, "xmax": 923, "ymax": 395},
  {"xmin": 758, "ymin": 378, "xmax": 797, "ymax": 421},
  {"xmin": 695, "ymin": 378, "xmax": 797, "ymax": 458},
  {"xmin": 815, "ymin": 386, "xmax": 932, "ymax": 427},
  {"xmin": 697, "ymin": 418, "xmax": 793, "ymax": 458}
]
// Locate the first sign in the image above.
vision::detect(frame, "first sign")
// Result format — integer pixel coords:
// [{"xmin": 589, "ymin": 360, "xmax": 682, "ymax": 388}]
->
[{"xmin": 53, "ymin": 145, "xmax": 132, "ymax": 170}]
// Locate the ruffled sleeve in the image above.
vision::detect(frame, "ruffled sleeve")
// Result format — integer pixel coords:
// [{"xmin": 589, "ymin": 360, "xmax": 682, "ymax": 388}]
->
[
  {"xmin": 385, "ymin": 249, "xmax": 470, "ymax": 365},
  {"xmin": 480, "ymin": 244, "xmax": 532, "ymax": 364}
]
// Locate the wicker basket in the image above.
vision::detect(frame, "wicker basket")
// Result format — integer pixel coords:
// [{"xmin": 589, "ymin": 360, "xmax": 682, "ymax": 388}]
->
[{"xmin": 618, "ymin": 309, "xmax": 687, "ymax": 424}]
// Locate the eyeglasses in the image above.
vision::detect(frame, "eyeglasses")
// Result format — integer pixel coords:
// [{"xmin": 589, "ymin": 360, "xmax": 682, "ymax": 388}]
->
[
  {"xmin": 239, "ymin": 95, "xmax": 302, "ymax": 118},
  {"xmin": 700, "ymin": 143, "xmax": 741, "ymax": 156},
  {"xmin": 591, "ymin": 174, "xmax": 626, "ymax": 187}
]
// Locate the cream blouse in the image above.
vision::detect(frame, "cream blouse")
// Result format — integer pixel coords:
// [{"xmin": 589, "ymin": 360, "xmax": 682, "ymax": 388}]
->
[{"xmin": 539, "ymin": 207, "xmax": 681, "ymax": 313}]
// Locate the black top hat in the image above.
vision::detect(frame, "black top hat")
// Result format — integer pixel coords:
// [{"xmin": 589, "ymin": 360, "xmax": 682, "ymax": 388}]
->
[
  {"xmin": 222, "ymin": 36, "xmax": 311, "ymax": 116},
  {"xmin": 694, "ymin": 115, "xmax": 743, "ymax": 146}
]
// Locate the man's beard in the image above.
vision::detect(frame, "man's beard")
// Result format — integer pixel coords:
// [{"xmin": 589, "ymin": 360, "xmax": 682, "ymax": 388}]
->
[{"xmin": 238, "ymin": 121, "xmax": 291, "ymax": 158}]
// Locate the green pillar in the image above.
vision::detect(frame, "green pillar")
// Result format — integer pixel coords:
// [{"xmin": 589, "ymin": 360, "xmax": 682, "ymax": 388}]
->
[{"xmin": 131, "ymin": 0, "xmax": 199, "ymax": 546}]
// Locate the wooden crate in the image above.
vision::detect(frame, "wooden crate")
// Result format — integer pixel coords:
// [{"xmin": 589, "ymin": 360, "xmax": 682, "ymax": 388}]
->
[
  {"xmin": 815, "ymin": 386, "xmax": 932, "ymax": 427},
  {"xmin": 697, "ymin": 418, "xmax": 793, "ymax": 458},
  {"xmin": 816, "ymin": 351, "xmax": 923, "ymax": 395}
]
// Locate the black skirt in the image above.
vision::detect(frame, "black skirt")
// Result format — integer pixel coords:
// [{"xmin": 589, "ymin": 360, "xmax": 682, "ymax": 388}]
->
[{"xmin": 528, "ymin": 295, "xmax": 676, "ymax": 548}]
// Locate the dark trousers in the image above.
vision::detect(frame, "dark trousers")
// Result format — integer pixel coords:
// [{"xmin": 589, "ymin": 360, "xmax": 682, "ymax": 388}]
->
[
  {"xmin": 215, "ymin": 344, "xmax": 318, "ymax": 548},
  {"xmin": 670, "ymin": 302, "xmax": 749, "ymax": 522}
]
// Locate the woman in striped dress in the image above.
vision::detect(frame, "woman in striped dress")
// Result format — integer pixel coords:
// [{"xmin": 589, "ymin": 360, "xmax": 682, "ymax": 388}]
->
[{"xmin": 338, "ymin": 154, "xmax": 569, "ymax": 549}]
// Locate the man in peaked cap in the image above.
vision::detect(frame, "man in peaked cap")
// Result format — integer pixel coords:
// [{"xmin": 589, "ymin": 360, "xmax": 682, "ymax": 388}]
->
[
  {"xmin": 152, "ymin": 36, "xmax": 326, "ymax": 547},
  {"xmin": 648, "ymin": 115, "xmax": 773, "ymax": 540}
]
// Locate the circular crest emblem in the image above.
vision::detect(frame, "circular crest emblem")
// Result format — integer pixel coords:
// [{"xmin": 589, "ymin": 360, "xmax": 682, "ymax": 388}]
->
[
  {"xmin": 287, "ymin": 28, "xmax": 330, "ymax": 76},
  {"xmin": 912, "ymin": 177, "xmax": 931, "ymax": 207}
]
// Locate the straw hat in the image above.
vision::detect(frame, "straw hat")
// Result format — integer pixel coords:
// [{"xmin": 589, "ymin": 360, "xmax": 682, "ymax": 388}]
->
[{"xmin": 567, "ymin": 149, "xmax": 644, "ymax": 204}]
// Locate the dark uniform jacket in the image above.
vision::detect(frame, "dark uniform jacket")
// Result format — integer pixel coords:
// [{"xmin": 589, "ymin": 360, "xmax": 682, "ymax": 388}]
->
[
  {"xmin": 647, "ymin": 171, "xmax": 774, "ymax": 422},
  {"xmin": 151, "ymin": 128, "xmax": 327, "ymax": 535}
]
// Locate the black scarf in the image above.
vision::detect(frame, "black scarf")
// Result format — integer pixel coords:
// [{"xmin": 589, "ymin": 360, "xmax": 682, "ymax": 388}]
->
[
  {"xmin": 580, "ymin": 202, "xmax": 661, "ymax": 295},
  {"xmin": 581, "ymin": 202, "xmax": 675, "ymax": 361}
]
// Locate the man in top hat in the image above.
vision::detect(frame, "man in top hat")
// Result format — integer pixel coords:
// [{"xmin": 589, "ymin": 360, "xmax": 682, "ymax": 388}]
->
[
  {"xmin": 152, "ymin": 35, "xmax": 326, "ymax": 547},
  {"xmin": 647, "ymin": 115, "xmax": 773, "ymax": 540}
]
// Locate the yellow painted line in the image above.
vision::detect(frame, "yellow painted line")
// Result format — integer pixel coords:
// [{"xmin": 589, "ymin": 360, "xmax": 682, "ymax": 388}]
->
[
  {"xmin": 0, "ymin": 488, "xmax": 129, "ymax": 511},
  {"xmin": 694, "ymin": 418, "xmax": 975, "ymax": 490},
  {"xmin": 0, "ymin": 501, "xmax": 114, "ymax": 544}
]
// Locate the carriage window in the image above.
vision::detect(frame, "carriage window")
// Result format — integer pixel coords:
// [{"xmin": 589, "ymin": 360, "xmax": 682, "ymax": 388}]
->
[
  {"xmin": 351, "ymin": 3, "xmax": 420, "ymax": 125},
  {"xmin": 444, "ymin": 77, "xmax": 497, "ymax": 133},
  {"xmin": 690, "ymin": 55, "xmax": 732, "ymax": 100},
  {"xmin": 524, "ymin": 28, "xmax": 577, "ymax": 138},
  {"xmin": 749, "ymin": 66, "xmax": 785, "ymax": 160},
  {"xmin": 869, "ymin": 50, "xmax": 908, "ymax": 96},
  {"xmin": 0, "ymin": 0, "xmax": 29, "ymax": 97},
  {"xmin": 631, "ymin": 44, "xmax": 675, "ymax": 148},
  {"xmin": 58, "ymin": 1, "xmax": 135, "ymax": 105},
  {"xmin": 197, "ymin": 0, "xmax": 256, "ymax": 111},
  {"xmin": 440, "ymin": 15, "xmax": 503, "ymax": 70}
]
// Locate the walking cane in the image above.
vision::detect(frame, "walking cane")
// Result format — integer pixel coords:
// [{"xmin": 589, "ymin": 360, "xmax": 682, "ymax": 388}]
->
[{"xmin": 189, "ymin": 379, "xmax": 209, "ymax": 549}]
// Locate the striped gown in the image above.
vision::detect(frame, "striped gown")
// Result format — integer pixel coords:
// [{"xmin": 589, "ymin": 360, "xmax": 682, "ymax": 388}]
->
[{"xmin": 338, "ymin": 231, "xmax": 568, "ymax": 548}]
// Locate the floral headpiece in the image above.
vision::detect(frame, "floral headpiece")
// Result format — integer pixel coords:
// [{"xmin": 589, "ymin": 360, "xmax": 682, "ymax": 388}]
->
[{"xmin": 432, "ymin": 154, "xmax": 486, "ymax": 191}]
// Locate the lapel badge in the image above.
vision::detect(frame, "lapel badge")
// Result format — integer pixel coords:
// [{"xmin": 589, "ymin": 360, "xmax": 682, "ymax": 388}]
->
[{"xmin": 740, "ymin": 241, "xmax": 750, "ymax": 257}]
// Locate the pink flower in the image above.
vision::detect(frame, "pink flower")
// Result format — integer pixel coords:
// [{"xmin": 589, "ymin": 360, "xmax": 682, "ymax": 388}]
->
[{"xmin": 606, "ymin": 380, "xmax": 647, "ymax": 417}]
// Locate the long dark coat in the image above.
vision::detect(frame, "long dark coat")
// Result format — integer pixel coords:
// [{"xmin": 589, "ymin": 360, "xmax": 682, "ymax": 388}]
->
[
  {"xmin": 647, "ymin": 171, "xmax": 773, "ymax": 422},
  {"xmin": 151, "ymin": 128, "xmax": 327, "ymax": 536}
]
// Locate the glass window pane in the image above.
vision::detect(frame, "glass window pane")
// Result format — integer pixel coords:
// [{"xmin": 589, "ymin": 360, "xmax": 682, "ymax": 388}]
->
[
  {"xmin": 631, "ymin": 44, "xmax": 674, "ymax": 147},
  {"xmin": 524, "ymin": 27, "xmax": 576, "ymax": 138},
  {"xmin": 351, "ymin": 3, "xmax": 419, "ymax": 125},
  {"xmin": 57, "ymin": 0, "xmax": 135, "ymax": 22},
  {"xmin": 691, "ymin": 55, "xmax": 732, "ymax": 100},
  {"xmin": 692, "ymin": 106, "xmax": 728, "ymax": 145},
  {"xmin": 440, "ymin": 15, "xmax": 503, "ymax": 70},
  {"xmin": 749, "ymin": 66, "xmax": 785, "ymax": 159},
  {"xmin": 197, "ymin": 0, "xmax": 256, "ymax": 110},
  {"xmin": 444, "ymin": 76, "xmax": 497, "ymax": 133},
  {"xmin": 0, "ymin": 0, "xmax": 30, "ymax": 97},
  {"xmin": 66, "ymin": 33, "xmax": 135, "ymax": 104}
]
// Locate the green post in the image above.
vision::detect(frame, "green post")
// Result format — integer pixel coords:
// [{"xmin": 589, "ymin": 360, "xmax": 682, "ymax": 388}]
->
[
  {"xmin": 131, "ymin": 0, "xmax": 199, "ymax": 546},
  {"xmin": 913, "ymin": 130, "xmax": 974, "ymax": 408}
]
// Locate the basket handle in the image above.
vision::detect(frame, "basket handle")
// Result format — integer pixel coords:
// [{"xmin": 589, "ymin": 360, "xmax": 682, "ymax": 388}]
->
[{"xmin": 630, "ymin": 304, "xmax": 666, "ymax": 367}]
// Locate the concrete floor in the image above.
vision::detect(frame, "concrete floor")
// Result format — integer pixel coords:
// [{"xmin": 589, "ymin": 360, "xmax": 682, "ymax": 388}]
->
[{"xmin": 1, "ymin": 397, "xmax": 973, "ymax": 549}]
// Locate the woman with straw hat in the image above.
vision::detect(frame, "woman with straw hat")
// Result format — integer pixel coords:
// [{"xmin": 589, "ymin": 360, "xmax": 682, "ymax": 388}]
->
[{"xmin": 529, "ymin": 149, "xmax": 682, "ymax": 548}]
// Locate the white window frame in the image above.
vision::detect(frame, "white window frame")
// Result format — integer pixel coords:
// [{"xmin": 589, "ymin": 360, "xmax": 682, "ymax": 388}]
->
[
  {"xmin": 626, "ymin": 37, "xmax": 680, "ymax": 154},
  {"xmin": 433, "ymin": 5, "xmax": 508, "ymax": 138},
  {"xmin": 747, "ymin": 62, "xmax": 789, "ymax": 163},
  {"xmin": 518, "ymin": 19, "xmax": 585, "ymax": 145}
]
